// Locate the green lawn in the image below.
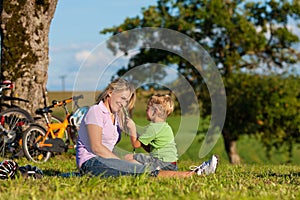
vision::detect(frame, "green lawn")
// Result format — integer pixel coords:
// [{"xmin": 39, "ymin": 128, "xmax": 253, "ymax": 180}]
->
[{"xmin": 0, "ymin": 155, "xmax": 299, "ymax": 200}]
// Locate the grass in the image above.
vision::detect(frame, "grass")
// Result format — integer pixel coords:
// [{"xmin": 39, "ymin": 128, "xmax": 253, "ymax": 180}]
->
[
  {"xmin": 0, "ymin": 155, "xmax": 299, "ymax": 200},
  {"xmin": 1, "ymin": 91, "xmax": 297, "ymax": 199}
]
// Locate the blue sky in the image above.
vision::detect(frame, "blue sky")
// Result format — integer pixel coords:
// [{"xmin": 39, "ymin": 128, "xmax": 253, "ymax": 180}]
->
[
  {"xmin": 48, "ymin": 1, "xmax": 299, "ymax": 91},
  {"xmin": 48, "ymin": 0, "xmax": 155, "ymax": 91}
]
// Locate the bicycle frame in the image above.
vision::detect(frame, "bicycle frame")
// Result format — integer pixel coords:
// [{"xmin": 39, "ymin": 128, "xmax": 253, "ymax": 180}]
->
[{"xmin": 37, "ymin": 115, "xmax": 70, "ymax": 148}]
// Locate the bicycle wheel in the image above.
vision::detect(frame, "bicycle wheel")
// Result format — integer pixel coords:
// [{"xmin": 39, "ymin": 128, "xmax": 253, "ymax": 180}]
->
[
  {"xmin": 0, "ymin": 107, "xmax": 34, "ymax": 158},
  {"xmin": 22, "ymin": 124, "xmax": 51, "ymax": 163}
]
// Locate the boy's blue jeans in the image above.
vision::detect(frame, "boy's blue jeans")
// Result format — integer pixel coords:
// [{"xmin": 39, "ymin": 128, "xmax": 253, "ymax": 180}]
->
[
  {"xmin": 133, "ymin": 153, "xmax": 178, "ymax": 171},
  {"xmin": 80, "ymin": 156, "xmax": 159, "ymax": 178}
]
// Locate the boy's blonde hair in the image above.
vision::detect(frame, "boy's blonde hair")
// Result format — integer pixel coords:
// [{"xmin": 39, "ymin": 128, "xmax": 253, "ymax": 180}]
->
[{"xmin": 147, "ymin": 94, "xmax": 174, "ymax": 119}]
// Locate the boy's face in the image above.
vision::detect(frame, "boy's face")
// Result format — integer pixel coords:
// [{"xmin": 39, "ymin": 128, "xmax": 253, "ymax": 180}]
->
[{"xmin": 146, "ymin": 105, "xmax": 155, "ymax": 121}]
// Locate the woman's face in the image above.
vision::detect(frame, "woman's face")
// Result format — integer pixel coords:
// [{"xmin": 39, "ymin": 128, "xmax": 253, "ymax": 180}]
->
[{"xmin": 109, "ymin": 89, "xmax": 131, "ymax": 113}]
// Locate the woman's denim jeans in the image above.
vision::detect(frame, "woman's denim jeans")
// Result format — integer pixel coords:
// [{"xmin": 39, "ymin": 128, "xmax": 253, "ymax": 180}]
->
[{"xmin": 80, "ymin": 156, "xmax": 159, "ymax": 178}]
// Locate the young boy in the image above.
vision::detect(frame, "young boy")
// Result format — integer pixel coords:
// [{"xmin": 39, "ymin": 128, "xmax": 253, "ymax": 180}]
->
[
  {"xmin": 125, "ymin": 94, "xmax": 219, "ymax": 174},
  {"xmin": 124, "ymin": 94, "xmax": 179, "ymax": 170}
]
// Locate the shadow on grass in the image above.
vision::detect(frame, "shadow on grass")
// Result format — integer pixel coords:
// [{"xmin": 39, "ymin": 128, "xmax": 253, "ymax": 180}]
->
[
  {"xmin": 256, "ymin": 172, "xmax": 300, "ymax": 179},
  {"xmin": 42, "ymin": 169, "xmax": 63, "ymax": 176},
  {"xmin": 43, "ymin": 168, "xmax": 81, "ymax": 178}
]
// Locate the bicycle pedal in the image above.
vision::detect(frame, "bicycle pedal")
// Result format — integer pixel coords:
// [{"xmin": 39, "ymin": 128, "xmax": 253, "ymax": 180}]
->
[{"xmin": 39, "ymin": 138, "xmax": 66, "ymax": 153}]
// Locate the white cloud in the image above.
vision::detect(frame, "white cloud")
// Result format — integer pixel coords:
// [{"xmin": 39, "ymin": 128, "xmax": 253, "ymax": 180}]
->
[
  {"xmin": 73, "ymin": 46, "xmax": 128, "ymax": 92},
  {"xmin": 75, "ymin": 50, "xmax": 91, "ymax": 63}
]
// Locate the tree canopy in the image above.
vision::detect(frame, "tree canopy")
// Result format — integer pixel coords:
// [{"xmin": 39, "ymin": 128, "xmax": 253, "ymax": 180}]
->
[{"xmin": 102, "ymin": 0, "xmax": 300, "ymax": 78}]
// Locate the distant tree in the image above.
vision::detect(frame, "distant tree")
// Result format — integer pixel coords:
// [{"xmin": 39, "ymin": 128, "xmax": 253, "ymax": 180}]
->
[
  {"xmin": 0, "ymin": 0, "xmax": 58, "ymax": 114},
  {"xmin": 224, "ymin": 73, "xmax": 300, "ymax": 163},
  {"xmin": 101, "ymin": 0, "xmax": 300, "ymax": 164}
]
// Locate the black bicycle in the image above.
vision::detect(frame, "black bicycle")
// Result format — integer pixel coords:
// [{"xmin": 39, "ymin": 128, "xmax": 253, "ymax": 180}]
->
[{"xmin": 0, "ymin": 80, "xmax": 34, "ymax": 158}]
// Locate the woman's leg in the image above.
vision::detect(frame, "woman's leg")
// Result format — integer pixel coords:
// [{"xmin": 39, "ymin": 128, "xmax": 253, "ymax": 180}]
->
[{"xmin": 80, "ymin": 156, "xmax": 155, "ymax": 178}]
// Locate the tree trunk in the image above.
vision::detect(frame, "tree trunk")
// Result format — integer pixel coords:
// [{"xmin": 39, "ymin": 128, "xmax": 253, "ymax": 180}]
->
[
  {"xmin": 223, "ymin": 130, "xmax": 241, "ymax": 164},
  {"xmin": 0, "ymin": 0, "xmax": 58, "ymax": 115}
]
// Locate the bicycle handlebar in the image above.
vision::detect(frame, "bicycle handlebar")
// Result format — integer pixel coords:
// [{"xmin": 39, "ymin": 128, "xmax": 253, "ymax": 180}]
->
[
  {"xmin": 49, "ymin": 95, "xmax": 83, "ymax": 108},
  {"xmin": 51, "ymin": 95, "xmax": 84, "ymax": 107},
  {"xmin": 36, "ymin": 95, "xmax": 84, "ymax": 115},
  {"xmin": 73, "ymin": 94, "xmax": 84, "ymax": 101}
]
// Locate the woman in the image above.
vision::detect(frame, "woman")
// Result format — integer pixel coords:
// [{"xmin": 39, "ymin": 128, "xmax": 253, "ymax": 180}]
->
[
  {"xmin": 76, "ymin": 78, "xmax": 218, "ymax": 178},
  {"xmin": 76, "ymin": 78, "xmax": 159, "ymax": 177}
]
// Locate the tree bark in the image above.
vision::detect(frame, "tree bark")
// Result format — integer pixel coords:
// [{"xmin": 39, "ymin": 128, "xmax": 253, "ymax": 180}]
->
[
  {"xmin": 0, "ymin": 0, "xmax": 58, "ymax": 115},
  {"xmin": 223, "ymin": 130, "xmax": 241, "ymax": 164}
]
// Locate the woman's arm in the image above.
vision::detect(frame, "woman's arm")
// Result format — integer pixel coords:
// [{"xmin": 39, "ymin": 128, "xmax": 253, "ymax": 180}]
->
[{"xmin": 87, "ymin": 124, "xmax": 120, "ymax": 159}]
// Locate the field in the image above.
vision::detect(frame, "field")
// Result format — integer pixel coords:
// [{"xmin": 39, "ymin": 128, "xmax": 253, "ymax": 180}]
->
[
  {"xmin": 0, "ymin": 91, "xmax": 299, "ymax": 199},
  {"xmin": 0, "ymin": 155, "xmax": 299, "ymax": 200}
]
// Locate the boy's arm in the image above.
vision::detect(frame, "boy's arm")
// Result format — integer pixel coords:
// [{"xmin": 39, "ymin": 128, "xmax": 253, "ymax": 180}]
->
[
  {"xmin": 130, "ymin": 131, "xmax": 142, "ymax": 149},
  {"xmin": 137, "ymin": 124, "xmax": 156, "ymax": 152},
  {"xmin": 141, "ymin": 143, "xmax": 151, "ymax": 152},
  {"xmin": 126, "ymin": 117, "xmax": 142, "ymax": 148},
  {"xmin": 129, "ymin": 124, "xmax": 151, "ymax": 152}
]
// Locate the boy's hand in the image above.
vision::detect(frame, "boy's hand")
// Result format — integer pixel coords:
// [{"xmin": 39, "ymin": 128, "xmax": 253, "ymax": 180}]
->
[
  {"xmin": 125, "ymin": 117, "xmax": 136, "ymax": 136},
  {"xmin": 125, "ymin": 117, "xmax": 141, "ymax": 148}
]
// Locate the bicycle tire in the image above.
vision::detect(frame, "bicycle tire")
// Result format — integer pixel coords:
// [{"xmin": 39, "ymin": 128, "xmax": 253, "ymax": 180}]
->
[
  {"xmin": 22, "ymin": 124, "xmax": 52, "ymax": 163},
  {"xmin": 0, "ymin": 107, "xmax": 34, "ymax": 158}
]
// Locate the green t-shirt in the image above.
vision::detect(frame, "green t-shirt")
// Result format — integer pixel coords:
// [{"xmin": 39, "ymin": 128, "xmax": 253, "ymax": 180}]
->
[{"xmin": 138, "ymin": 122, "xmax": 178, "ymax": 162}]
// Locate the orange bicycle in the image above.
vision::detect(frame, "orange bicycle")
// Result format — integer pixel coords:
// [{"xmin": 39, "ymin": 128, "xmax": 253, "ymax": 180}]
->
[{"xmin": 22, "ymin": 95, "xmax": 89, "ymax": 163}]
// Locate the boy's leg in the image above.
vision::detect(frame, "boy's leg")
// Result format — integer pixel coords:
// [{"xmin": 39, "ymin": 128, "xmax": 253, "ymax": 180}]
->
[{"xmin": 134, "ymin": 153, "xmax": 178, "ymax": 171}]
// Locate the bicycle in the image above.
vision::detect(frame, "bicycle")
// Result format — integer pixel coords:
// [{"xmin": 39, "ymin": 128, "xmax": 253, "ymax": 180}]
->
[
  {"xmin": 22, "ymin": 95, "xmax": 89, "ymax": 163},
  {"xmin": 0, "ymin": 80, "xmax": 34, "ymax": 158}
]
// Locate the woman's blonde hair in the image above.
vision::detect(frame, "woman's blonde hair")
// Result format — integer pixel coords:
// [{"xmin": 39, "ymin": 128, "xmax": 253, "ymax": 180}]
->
[
  {"xmin": 96, "ymin": 78, "xmax": 136, "ymax": 131},
  {"xmin": 147, "ymin": 94, "xmax": 174, "ymax": 119}
]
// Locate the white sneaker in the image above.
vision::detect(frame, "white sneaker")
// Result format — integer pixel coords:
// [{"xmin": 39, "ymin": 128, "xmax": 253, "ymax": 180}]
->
[{"xmin": 190, "ymin": 155, "xmax": 219, "ymax": 175}]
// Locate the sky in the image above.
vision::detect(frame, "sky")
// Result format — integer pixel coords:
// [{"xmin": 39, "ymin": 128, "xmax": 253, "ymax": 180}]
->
[
  {"xmin": 48, "ymin": 1, "xmax": 299, "ymax": 91},
  {"xmin": 48, "ymin": 0, "xmax": 155, "ymax": 91}
]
